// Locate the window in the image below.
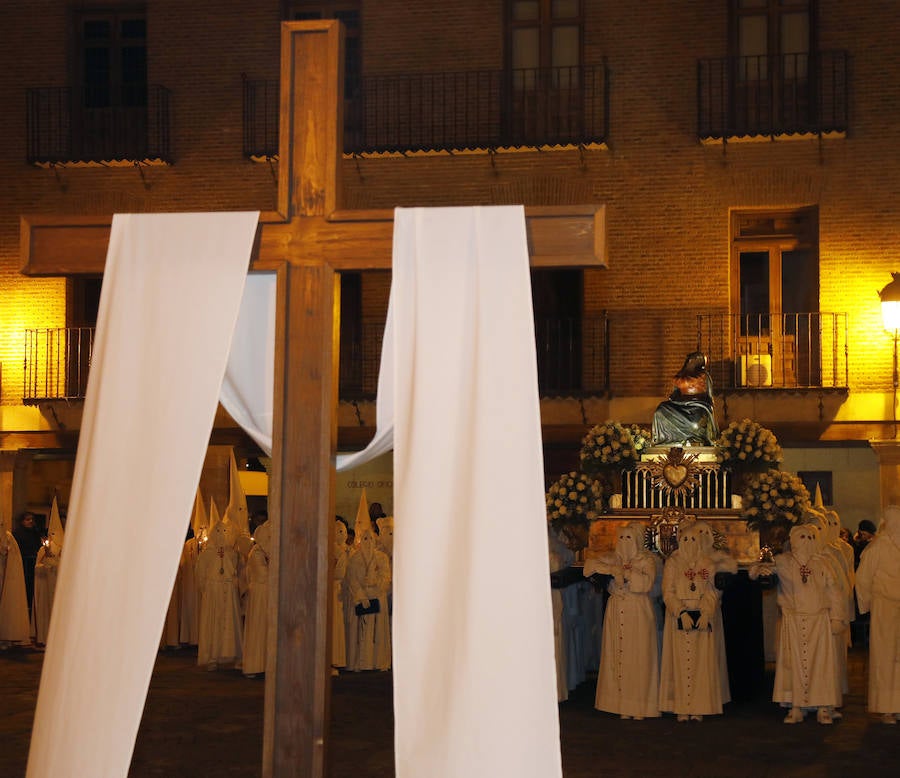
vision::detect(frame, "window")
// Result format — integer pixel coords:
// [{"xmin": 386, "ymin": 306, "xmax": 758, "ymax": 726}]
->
[
  {"xmin": 76, "ymin": 9, "xmax": 147, "ymax": 108},
  {"xmin": 729, "ymin": 0, "xmax": 814, "ymax": 130},
  {"xmin": 505, "ymin": 1, "xmax": 584, "ymax": 143},
  {"xmin": 798, "ymin": 471, "xmax": 833, "ymax": 505},
  {"xmin": 507, "ymin": 0, "xmax": 582, "ymax": 77},
  {"xmin": 532, "ymin": 269, "xmax": 582, "ymax": 394},
  {"xmin": 731, "ymin": 207, "xmax": 819, "ymax": 386}
]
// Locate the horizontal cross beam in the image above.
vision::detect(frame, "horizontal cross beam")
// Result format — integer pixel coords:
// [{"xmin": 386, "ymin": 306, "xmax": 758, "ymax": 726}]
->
[{"xmin": 20, "ymin": 205, "xmax": 607, "ymax": 275}]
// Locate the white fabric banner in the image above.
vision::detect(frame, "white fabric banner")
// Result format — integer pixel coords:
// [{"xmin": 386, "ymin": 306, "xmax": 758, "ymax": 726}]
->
[
  {"xmin": 26, "ymin": 211, "xmax": 259, "ymax": 778},
  {"xmin": 220, "ymin": 272, "xmax": 277, "ymax": 456},
  {"xmin": 390, "ymin": 207, "xmax": 562, "ymax": 778}
]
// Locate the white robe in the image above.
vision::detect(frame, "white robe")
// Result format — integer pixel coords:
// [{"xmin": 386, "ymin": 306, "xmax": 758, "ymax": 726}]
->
[
  {"xmin": 855, "ymin": 532, "xmax": 900, "ymax": 714},
  {"xmin": 196, "ymin": 543, "xmax": 243, "ymax": 667},
  {"xmin": 345, "ymin": 546, "xmax": 392, "ymax": 671},
  {"xmin": 332, "ymin": 545, "xmax": 348, "ymax": 668},
  {"xmin": 160, "ymin": 579, "xmax": 180, "ymax": 648},
  {"xmin": 178, "ymin": 537, "xmax": 201, "ymax": 646},
  {"xmin": 772, "ymin": 551, "xmax": 842, "ymax": 709},
  {"xmin": 241, "ymin": 544, "xmax": 269, "ymax": 676},
  {"xmin": 31, "ymin": 546, "xmax": 60, "ymax": 645},
  {"xmin": 586, "ymin": 551, "xmax": 660, "ymax": 718},
  {"xmin": 0, "ymin": 531, "xmax": 31, "ymax": 643},
  {"xmin": 659, "ymin": 549, "xmax": 723, "ymax": 716}
]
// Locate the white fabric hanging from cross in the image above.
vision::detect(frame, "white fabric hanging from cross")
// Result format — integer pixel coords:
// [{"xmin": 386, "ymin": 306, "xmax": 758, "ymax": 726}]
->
[
  {"xmin": 26, "ymin": 206, "xmax": 561, "ymax": 778},
  {"xmin": 26, "ymin": 211, "xmax": 260, "ymax": 778},
  {"xmin": 386, "ymin": 206, "xmax": 562, "ymax": 778}
]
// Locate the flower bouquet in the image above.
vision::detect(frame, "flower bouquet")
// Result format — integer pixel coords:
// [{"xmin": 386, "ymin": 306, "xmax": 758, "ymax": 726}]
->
[
  {"xmin": 579, "ymin": 421, "xmax": 649, "ymax": 473},
  {"xmin": 546, "ymin": 471, "xmax": 604, "ymax": 551},
  {"xmin": 715, "ymin": 418, "xmax": 783, "ymax": 472},
  {"xmin": 740, "ymin": 468, "xmax": 810, "ymax": 552}
]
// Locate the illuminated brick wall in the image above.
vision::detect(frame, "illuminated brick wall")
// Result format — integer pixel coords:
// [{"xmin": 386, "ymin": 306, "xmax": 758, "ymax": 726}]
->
[{"xmin": 1, "ymin": 0, "xmax": 899, "ymax": 437}]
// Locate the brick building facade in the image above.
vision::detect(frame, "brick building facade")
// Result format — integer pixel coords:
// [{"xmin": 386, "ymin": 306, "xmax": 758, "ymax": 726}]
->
[{"xmin": 1, "ymin": 1, "xmax": 898, "ymax": 527}]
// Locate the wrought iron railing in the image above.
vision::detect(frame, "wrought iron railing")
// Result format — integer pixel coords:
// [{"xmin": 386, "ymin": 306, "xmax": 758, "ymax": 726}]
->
[
  {"xmin": 26, "ymin": 84, "xmax": 172, "ymax": 165},
  {"xmin": 243, "ymin": 63, "xmax": 608, "ymax": 157},
  {"xmin": 23, "ymin": 314, "xmax": 609, "ymax": 405},
  {"xmin": 23, "ymin": 328, "xmax": 95, "ymax": 403},
  {"xmin": 339, "ymin": 314, "xmax": 610, "ymax": 400},
  {"xmin": 697, "ymin": 50, "xmax": 848, "ymax": 140},
  {"xmin": 696, "ymin": 312, "xmax": 849, "ymax": 390},
  {"xmin": 242, "ymin": 77, "xmax": 279, "ymax": 159}
]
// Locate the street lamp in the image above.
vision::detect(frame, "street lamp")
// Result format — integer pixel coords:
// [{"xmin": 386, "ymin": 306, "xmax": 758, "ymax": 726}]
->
[{"xmin": 878, "ymin": 273, "xmax": 900, "ymax": 437}]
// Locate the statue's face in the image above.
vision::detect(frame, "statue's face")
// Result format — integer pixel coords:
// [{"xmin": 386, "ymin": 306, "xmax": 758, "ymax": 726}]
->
[{"xmin": 335, "ymin": 521, "xmax": 347, "ymax": 545}]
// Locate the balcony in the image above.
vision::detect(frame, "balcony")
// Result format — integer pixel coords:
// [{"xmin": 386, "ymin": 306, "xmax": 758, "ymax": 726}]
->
[
  {"xmin": 243, "ymin": 63, "xmax": 609, "ymax": 158},
  {"xmin": 696, "ymin": 312, "xmax": 849, "ymax": 390},
  {"xmin": 23, "ymin": 327, "xmax": 94, "ymax": 404},
  {"xmin": 26, "ymin": 85, "xmax": 172, "ymax": 166},
  {"xmin": 697, "ymin": 50, "xmax": 848, "ymax": 141},
  {"xmin": 24, "ymin": 315, "xmax": 610, "ymax": 406}
]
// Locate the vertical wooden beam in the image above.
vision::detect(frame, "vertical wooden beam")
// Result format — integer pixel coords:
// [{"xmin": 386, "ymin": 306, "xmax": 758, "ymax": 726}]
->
[
  {"xmin": 278, "ymin": 20, "xmax": 344, "ymax": 219},
  {"xmin": 263, "ymin": 262, "xmax": 339, "ymax": 777}
]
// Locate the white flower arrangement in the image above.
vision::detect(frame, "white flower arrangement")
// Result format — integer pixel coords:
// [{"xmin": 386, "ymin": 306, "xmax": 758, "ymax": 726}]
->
[
  {"xmin": 740, "ymin": 468, "xmax": 810, "ymax": 530},
  {"xmin": 579, "ymin": 420, "xmax": 649, "ymax": 474},
  {"xmin": 546, "ymin": 471, "xmax": 604, "ymax": 536},
  {"xmin": 715, "ymin": 418, "xmax": 784, "ymax": 471}
]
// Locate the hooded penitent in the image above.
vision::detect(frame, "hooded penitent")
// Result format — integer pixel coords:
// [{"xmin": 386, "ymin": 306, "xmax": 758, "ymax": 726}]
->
[
  {"xmin": 790, "ymin": 524, "xmax": 820, "ymax": 566},
  {"xmin": 855, "ymin": 504, "xmax": 900, "ymax": 719},
  {"xmin": 881, "ymin": 504, "xmax": 900, "ymax": 544},
  {"xmin": 615, "ymin": 522, "xmax": 643, "ymax": 562},
  {"xmin": 376, "ymin": 515, "xmax": 394, "ymax": 558},
  {"xmin": 0, "ymin": 506, "xmax": 31, "ymax": 643},
  {"xmin": 191, "ymin": 487, "xmax": 208, "ymax": 541},
  {"xmin": 226, "ymin": 453, "xmax": 251, "ymax": 538},
  {"xmin": 354, "ymin": 488, "xmax": 373, "ymax": 545},
  {"xmin": 47, "ymin": 497, "xmax": 64, "ymax": 557}
]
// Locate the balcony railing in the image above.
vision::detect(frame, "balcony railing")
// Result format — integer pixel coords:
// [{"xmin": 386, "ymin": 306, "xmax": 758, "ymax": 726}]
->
[
  {"xmin": 22, "ymin": 314, "xmax": 608, "ymax": 405},
  {"xmin": 242, "ymin": 77, "xmax": 279, "ymax": 160},
  {"xmin": 697, "ymin": 50, "xmax": 848, "ymax": 140},
  {"xmin": 26, "ymin": 85, "xmax": 172, "ymax": 165},
  {"xmin": 339, "ymin": 314, "xmax": 610, "ymax": 401},
  {"xmin": 243, "ymin": 63, "xmax": 609, "ymax": 158},
  {"xmin": 23, "ymin": 328, "xmax": 94, "ymax": 404},
  {"xmin": 696, "ymin": 312, "xmax": 849, "ymax": 390}
]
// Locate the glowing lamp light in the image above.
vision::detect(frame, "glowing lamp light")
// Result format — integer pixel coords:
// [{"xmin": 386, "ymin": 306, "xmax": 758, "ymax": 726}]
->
[{"xmin": 879, "ymin": 273, "xmax": 900, "ymax": 331}]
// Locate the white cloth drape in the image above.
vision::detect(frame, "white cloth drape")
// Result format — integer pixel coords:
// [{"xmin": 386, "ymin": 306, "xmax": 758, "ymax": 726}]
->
[
  {"xmin": 219, "ymin": 272, "xmax": 277, "ymax": 456},
  {"xmin": 26, "ymin": 206, "xmax": 561, "ymax": 778},
  {"xmin": 26, "ymin": 211, "xmax": 259, "ymax": 778},
  {"xmin": 389, "ymin": 206, "xmax": 562, "ymax": 778}
]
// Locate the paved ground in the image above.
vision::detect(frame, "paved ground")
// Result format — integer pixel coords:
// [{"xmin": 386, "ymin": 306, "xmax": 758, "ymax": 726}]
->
[{"xmin": 1, "ymin": 644, "xmax": 897, "ymax": 777}]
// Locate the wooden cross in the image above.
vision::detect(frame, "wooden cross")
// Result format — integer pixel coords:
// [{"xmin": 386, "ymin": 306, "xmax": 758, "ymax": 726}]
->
[{"xmin": 19, "ymin": 20, "xmax": 606, "ymax": 777}]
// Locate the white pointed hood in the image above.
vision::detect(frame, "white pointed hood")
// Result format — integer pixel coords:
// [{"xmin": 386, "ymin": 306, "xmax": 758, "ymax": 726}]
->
[
  {"xmin": 191, "ymin": 487, "xmax": 208, "ymax": 538},
  {"xmin": 225, "ymin": 452, "xmax": 251, "ymax": 537},
  {"xmin": 354, "ymin": 488, "xmax": 373, "ymax": 545},
  {"xmin": 615, "ymin": 522, "xmax": 643, "ymax": 562},
  {"xmin": 47, "ymin": 496, "xmax": 65, "ymax": 555},
  {"xmin": 790, "ymin": 523, "xmax": 821, "ymax": 565}
]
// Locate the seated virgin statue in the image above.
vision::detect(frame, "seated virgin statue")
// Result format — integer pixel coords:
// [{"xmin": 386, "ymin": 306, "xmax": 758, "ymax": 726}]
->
[{"xmin": 652, "ymin": 351, "xmax": 718, "ymax": 447}]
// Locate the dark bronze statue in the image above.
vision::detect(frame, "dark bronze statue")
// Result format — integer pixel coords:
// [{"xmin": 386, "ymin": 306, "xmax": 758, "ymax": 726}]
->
[{"xmin": 651, "ymin": 351, "xmax": 719, "ymax": 446}]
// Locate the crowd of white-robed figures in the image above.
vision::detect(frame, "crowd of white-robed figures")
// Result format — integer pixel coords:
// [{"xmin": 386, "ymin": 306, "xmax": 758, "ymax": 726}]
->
[
  {"xmin": 547, "ymin": 498, "xmax": 900, "ymax": 725},
  {"xmin": 162, "ymin": 489, "xmax": 394, "ymax": 677},
  {"xmin": 0, "ymin": 497, "xmax": 66, "ymax": 649}
]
